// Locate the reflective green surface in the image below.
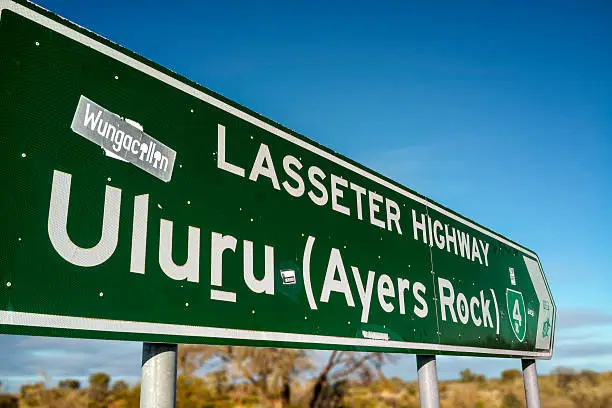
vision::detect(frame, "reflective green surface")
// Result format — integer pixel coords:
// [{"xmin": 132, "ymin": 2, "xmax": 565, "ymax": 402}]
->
[{"xmin": 0, "ymin": 1, "xmax": 555, "ymax": 358}]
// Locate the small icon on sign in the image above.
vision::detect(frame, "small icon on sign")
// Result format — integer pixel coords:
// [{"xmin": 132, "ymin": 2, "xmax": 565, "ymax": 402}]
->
[
  {"xmin": 281, "ymin": 269, "xmax": 296, "ymax": 285},
  {"xmin": 509, "ymin": 267, "xmax": 516, "ymax": 286},
  {"xmin": 542, "ymin": 318, "xmax": 551, "ymax": 338},
  {"xmin": 543, "ymin": 299, "xmax": 550, "ymax": 311},
  {"xmin": 528, "ymin": 309, "xmax": 535, "ymax": 317}
]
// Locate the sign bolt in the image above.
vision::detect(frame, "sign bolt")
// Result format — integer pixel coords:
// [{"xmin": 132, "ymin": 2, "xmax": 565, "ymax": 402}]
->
[
  {"xmin": 35, "ymin": 41, "xmax": 39, "ymax": 46},
  {"xmin": 99, "ymin": 292, "xmax": 104, "ymax": 297},
  {"xmin": 6, "ymin": 282, "xmax": 11, "ymax": 287},
  {"xmin": 21, "ymin": 153, "xmax": 26, "ymax": 158}
]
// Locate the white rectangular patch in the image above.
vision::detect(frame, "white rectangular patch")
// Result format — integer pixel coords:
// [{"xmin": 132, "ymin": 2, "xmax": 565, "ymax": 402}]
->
[
  {"xmin": 509, "ymin": 267, "xmax": 516, "ymax": 286},
  {"xmin": 70, "ymin": 95, "xmax": 176, "ymax": 182}
]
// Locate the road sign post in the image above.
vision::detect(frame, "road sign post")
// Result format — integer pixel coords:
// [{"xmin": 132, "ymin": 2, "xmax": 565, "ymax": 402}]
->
[
  {"xmin": 417, "ymin": 355, "xmax": 440, "ymax": 408},
  {"xmin": 522, "ymin": 359, "xmax": 541, "ymax": 408},
  {"xmin": 141, "ymin": 343, "xmax": 178, "ymax": 408}
]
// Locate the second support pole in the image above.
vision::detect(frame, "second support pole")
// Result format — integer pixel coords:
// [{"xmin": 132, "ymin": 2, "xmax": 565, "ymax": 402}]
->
[
  {"xmin": 522, "ymin": 358, "xmax": 541, "ymax": 408},
  {"xmin": 140, "ymin": 342, "xmax": 178, "ymax": 408},
  {"xmin": 417, "ymin": 354, "xmax": 440, "ymax": 408}
]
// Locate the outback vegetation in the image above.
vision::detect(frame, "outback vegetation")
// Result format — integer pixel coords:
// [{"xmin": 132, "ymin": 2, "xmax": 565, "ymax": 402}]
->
[{"xmin": 0, "ymin": 346, "xmax": 610, "ymax": 408}]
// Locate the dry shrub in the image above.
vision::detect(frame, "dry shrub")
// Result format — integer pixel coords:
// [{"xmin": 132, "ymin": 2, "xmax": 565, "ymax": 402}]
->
[
  {"xmin": 567, "ymin": 377, "xmax": 612, "ymax": 408},
  {"xmin": 502, "ymin": 392, "xmax": 524, "ymax": 408},
  {"xmin": 0, "ymin": 395, "xmax": 18, "ymax": 408},
  {"xmin": 442, "ymin": 383, "xmax": 479, "ymax": 408},
  {"xmin": 7, "ymin": 366, "xmax": 612, "ymax": 408}
]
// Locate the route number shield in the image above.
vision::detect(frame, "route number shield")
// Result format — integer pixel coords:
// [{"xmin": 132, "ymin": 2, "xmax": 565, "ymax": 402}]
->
[{"xmin": 507, "ymin": 289, "xmax": 527, "ymax": 342}]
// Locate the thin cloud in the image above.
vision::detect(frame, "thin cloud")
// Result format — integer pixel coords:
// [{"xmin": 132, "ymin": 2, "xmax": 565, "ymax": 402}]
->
[
  {"xmin": 554, "ymin": 341, "xmax": 612, "ymax": 359},
  {"xmin": 0, "ymin": 335, "xmax": 141, "ymax": 392},
  {"xmin": 557, "ymin": 309, "xmax": 612, "ymax": 330}
]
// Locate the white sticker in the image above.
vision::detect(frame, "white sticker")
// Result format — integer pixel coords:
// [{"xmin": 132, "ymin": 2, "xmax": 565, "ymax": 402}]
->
[
  {"xmin": 509, "ymin": 267, "xmax": 516, "ymax": 286},
  {"xmin": 71, "ymin": 95, "xmax": 176, "ymax": 182},
  {"xmin": 280, "ymin": 269, "xmax": 296, "ymax": 285}
]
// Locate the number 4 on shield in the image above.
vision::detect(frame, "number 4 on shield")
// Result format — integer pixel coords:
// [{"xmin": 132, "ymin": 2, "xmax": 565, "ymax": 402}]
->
[{"xmin": 506, "ymin": 288, "xmax": 527, "ymax": 342}]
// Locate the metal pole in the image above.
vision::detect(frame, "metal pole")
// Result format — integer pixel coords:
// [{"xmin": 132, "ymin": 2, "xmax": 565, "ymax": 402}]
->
[
  {"xmin": 416, "ymin": 354, "xmax": 440, "ymax": 408},
  {"xmin": 140, "ymin": 342, "xmax": 178, "ymax": 408},
  {"xmin": 522, "ymin": 358, "xmax": 541, "ymax": 408}
]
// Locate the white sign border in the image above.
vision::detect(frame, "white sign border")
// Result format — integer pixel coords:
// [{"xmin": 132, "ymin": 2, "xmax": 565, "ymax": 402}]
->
[{"xmin": 1, "ymin": 310, "xmax": 551, "ymax": 358}]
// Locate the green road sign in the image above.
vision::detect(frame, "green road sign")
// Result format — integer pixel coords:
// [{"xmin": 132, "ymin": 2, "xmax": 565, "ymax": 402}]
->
[{"xmin": 0, "ymin": 0, "xmax": 555, "ymax": 358}]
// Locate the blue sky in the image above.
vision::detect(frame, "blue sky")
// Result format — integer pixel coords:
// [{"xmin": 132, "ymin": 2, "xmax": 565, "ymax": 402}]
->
[{"xmin": 2, "ymin": 0, "xmax": 611, "ymax": 392}]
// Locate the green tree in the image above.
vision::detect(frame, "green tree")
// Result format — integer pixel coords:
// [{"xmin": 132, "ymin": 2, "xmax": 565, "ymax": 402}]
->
[
  {"xmin": 459, "ymin": 369, "xmax": 485, "ymax": 383},
  {"xmin": 0, "ymin": 395, "xmax": 18, "ymax": 408},
  {"xmin": 176, "ymin": 375, "xmax": 213, "ymax": 408},
  {"xmin": 204, "ymin": 370, "xmax": 229, "ymax": 397},
  {"xmin": 58, "ymin": 379, "xmax": 81, "ymax": 390},
  {"xmin": 179, "ymin": 345, "xmax": 395, "ymax": 408},
  {"xmin": 180, "ymin": 345, "xmax": 313, "ymax": 407},
  {"xmin": 111, "ymin": 380, "xmax": 129, "ymax": 398},
  {"xmin": 309, "ymin": 351, "xmax": 395, "ymax": 408},
  {"xmin": 88, "ymin": 372, "xmax": 111, "ymax": 407},
  {"xmin": 20, "ymin": 383, "xmax": 45, "ymax": 406}
]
